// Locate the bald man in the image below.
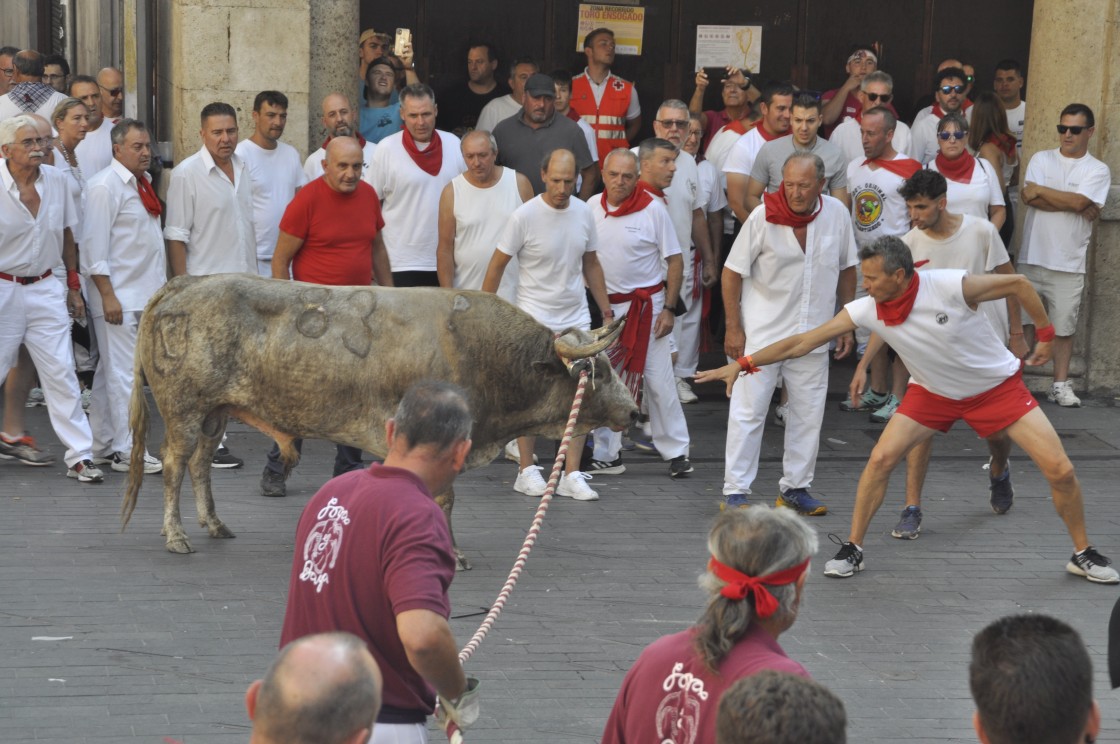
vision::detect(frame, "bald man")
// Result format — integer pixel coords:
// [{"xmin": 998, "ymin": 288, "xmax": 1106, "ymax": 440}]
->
[
  {"xmin": 247, "ymin": 632, "xmax": 383, "ymax": 744},
  {"xmin": 260, "ymin": 136, "xmax": 393, "ymax": 495},
  {"xmin": 303, "ymin": 93, "xmax": 378, "ymax": 186},
  {"xmin": 96, "ymin": 67, "xmax": 124, "ymax": 122}
]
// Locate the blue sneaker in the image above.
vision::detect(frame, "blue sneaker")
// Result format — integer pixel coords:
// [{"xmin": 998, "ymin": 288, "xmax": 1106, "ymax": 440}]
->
[
  {"xmin": 630, "ymin": 434, "xmax": 661, "ymax": 456},
  {"xmin": 776, "ymin": 487, "xmax": 828, "ymax": 516},
  {"xmin": 720, "ymin": 493, "xmax": 751, "ymax": 510},
  {"xmin": 891, "ymin": 506, "xmax": 922, "ymax": 539}
]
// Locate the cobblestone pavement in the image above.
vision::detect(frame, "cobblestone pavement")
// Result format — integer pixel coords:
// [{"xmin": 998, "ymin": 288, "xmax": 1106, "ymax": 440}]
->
[{"xmin": 2, "ymin": 356, "xmax": 1119, "ymax": 742}]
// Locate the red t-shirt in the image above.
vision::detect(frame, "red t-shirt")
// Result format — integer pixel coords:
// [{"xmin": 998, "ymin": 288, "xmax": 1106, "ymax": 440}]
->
[
  {"xmin": 281, "ymin": 177, "xmax": 386, "ymax": 286},
  {"xmin": 601, "ymin": 624, "xmax": 809, "ymax": 743},
  {"xmin": 279, "ymin": 463, "xmax": 456, "ymax": 719}
]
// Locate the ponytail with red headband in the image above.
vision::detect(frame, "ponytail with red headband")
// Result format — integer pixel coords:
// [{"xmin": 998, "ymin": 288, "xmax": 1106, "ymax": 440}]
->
[{"xmin": 707, "ymin": 556, "xmax": 810, "ymax": 619}]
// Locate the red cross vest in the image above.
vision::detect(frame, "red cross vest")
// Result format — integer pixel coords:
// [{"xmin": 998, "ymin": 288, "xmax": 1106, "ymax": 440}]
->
[{"xmin": 570, "ymin": 71, "xmax": 634, "ymax": 164}]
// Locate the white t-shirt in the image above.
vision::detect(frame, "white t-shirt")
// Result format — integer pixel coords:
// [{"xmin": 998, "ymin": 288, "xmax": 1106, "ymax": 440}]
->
[
  {"xmin": 725, "ymin": 195, "xmax": 857, "ymax": 353},
  {"xmin": 847, "ymin": 155, "xmax": 915, "ymax": 246},
  {"xmin": 476, "ymin": 95, "xmax": 523, "ymax": 135},
  {"xmin": 845, "ymin": 269, "xmax": 1020, "ymax": 400},
  {"xmin": 638, "ymin": 149, "xmax": 701, "ymax": 263},
  {"xmin": 303, "ymin": 139, "xmax": 378, "ymax": 187},
  {"xmin": 236, "ymin": 138, "xmax": 308, "ymax": 262},
  {"xmin": 450, "ymin": 167, "xmax": 522, "ymax": 303},
  {"xmin": 706, "ymin": 126, "xmax": 742, "ymax": 234},
  {"xmin": 1019, "ymin": 149, "xmax": 1112, "ymax": 274},
  {"xmin": 828, "ymin": 116, "xmax": 912, "ymax": 164},
  {"xmin": 367, "ymin": 130, "xmax": 466, "ymax": 272},
  {"xmin": 927, "ymin": 157, "xmax": 1005, "ymax": 221},
  {"xmin": 496, "ymin": 195, "xmax": 597, "ymax": 332},
  {"xmin": 75, "ymin": 120, "xmax": 114, "ymax": 178},
  {"xmin": 902, "ymin": 216, "xmax": 1011, "ymax": 342},
  {"xmin": 590, "ymin": 196, "xmax": 681, "ymax": 292},
  {"xmin": 722, "ymin": 128, "xmax": 785, "ymax": 179},
  {"xmin": 697, "ymin": 158, "xmax": 728, "ymax": 214},
  {"xmin": 1004, "ymin": 101, "xmax": 1026, "ymax": 162}
]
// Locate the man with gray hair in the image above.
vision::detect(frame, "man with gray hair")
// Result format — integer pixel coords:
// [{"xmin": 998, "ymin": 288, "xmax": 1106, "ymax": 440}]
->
[
  {"xmin": 280, "ymin": 381, "xmax": 480, "ymax": 740},
  {"xmin": 247, "ymin": 632, "xmax": 384, "ymax": 744},
  {"xmin": 826, "ymin": 71, "xmax": 912, "ymax": 163},
  {"xmin": 82, "ymin": 119, "xmax": 166, "ymax": 475},
  {"xmin": 697, "ymin": 236, "xmax": 1119, "ymax": 584},
  {"xmin": 601, "ymin": 507, "xmax": 817, "ymax": 743},
  {"xmin": 0, "ymin": 50, "xmax": 66, "ymax": 121},
  {"xmin": 716, "ymin": 671, "xmax": 847, "ymax": 744},
  {"xmin": 0, "ymin": 114, "xmax": 101, "ymax": 482},
  {"xmin": 717, "ymin": 151, "xmax": 856, "ymax": 514}
]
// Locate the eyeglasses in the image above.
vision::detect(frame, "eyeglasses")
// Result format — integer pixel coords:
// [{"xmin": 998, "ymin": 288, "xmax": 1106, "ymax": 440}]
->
[
  {"xmin": 0, "ymin": 67, "xmax": 13, "ymax": 77},
  {"xmin": 937, "ymin": 131, "xmax": 966, "ymax": 141},
  {"xmin": 685, "ymin": 129, "xmax": 702, "ymax": 139},
  {"xmin": 865, "ymin": 92, "xmax": 892, "ymax": 103},
  {"xmin": 1057, "ymin": 124, "xmax": 1087, "ymax": 135},
  {"xmin": 99, "ymin": 85, "xmax": 123, "ymax": 97},
  {"xmin": 10, "ymin": 137, "xmax": 52, "ymax": 148},
  {"xmin": 938, "ymin": 85, "xmax": 966, "ymax": 95},
  {"xmin": 656, "ymin": 119, "xmax": 689, "ymax": 130}
]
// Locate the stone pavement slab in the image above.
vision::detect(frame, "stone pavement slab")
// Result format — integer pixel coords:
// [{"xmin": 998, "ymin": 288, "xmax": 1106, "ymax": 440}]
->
[{"xmin": 2, "ymin": 353, "xmax": 1120, "ymax": 742}]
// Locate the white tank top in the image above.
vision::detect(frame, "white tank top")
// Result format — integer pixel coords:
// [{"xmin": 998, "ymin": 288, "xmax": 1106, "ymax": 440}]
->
[{"xmin": 452, "ymin": 167, "xmax": 521, "ymax": 303}]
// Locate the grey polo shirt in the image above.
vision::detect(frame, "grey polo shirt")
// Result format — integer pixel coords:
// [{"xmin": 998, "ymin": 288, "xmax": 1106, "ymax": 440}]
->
[
  {"xmin": 749, "ymin": 135, "xmax": 848, "ymax": 194},
  {"xmin": 493, "ymin": 111, "xmax": 595, "ymax": 194}
]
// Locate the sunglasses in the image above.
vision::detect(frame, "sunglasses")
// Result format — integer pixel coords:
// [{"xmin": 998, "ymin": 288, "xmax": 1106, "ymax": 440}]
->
[
  {"xmin": 938, "ymin": 84, "xmax": 966, "ymax": 95},
  {"xmin": 937, "ymin": 131, "xmax": 966, "ymax": 141},
  {"xmin": 656, "ymin": 119, "xmax": 690, "ymax": 130},
  {"xmin": 1056, "ymin": 124, "xmax": 1087, "ymax": 135},
  {"xmin": 100, "ymin": 85, "xmax": 123, "ymax": 97},
  {"xmin": 865, "ymin": 92, "xmax": 892, "ymax": 103}
]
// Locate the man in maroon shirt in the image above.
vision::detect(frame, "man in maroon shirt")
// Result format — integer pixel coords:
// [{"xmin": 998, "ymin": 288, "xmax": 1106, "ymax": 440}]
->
[
  {"xmin": 258, "ymin": 136, "xmax": 394, "ymax": 496},
  {"xmin": 280, "ymin": 381, "xmax": 479, "ymax": 740}
]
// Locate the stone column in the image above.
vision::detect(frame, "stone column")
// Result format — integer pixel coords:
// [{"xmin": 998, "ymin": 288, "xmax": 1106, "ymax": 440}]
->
[
  {"xmin": 166, "ymin": 0, "xmax": 358, "ymax": 164},
  {"xmin": 1021, "ymin": 0, "xmax": 1119, "ymax": 395}
]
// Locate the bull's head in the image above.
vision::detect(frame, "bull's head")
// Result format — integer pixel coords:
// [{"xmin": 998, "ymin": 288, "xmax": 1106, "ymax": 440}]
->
[{"xmin": 553, "ymin": 316, "xmax": 626, "ymax": 378}]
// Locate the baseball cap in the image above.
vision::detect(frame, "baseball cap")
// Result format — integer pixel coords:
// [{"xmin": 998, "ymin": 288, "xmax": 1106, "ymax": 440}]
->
[{"xmin": 525, "ymin": 73, "xmax": 556, "ymax": 98}]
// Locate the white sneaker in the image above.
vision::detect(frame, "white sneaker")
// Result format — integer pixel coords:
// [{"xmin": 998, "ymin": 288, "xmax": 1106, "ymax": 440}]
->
[
  {"xmin": 110, "ymin": 451, "xmax": 163, "ymax": 474},
  {"xmin": 557, "ymin": 471, "xmax": 599, "ymax": 501},
  {"xmin": 513, "ymin": 465, "xmax": 547, "ymax": 497},
  {"xmin": 505, "ymin": 440, "xmax": 537, "ymax": 464},
  {"xmin": 773, "ymin": 402, "xmax": 789, "ymax": 428},
  {"xmin": 1048, "ymin": 381, "xmax": 1081, "ymax": 408},
  {"xmin": 675, "ymin": 377, "xmax": 698, "ymax": 404}
]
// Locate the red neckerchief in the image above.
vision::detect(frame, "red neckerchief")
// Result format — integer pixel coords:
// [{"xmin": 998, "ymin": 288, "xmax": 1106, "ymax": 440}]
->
[
  {"xmin": 565, "ymin": 108, "xmax": 580, "ymax": 122},
  {"xmin": 935, "ymin": 149, "xmax": 976, "ymax": 184},
  {"xmin": 756, "ymin": 124, "xmax": 785, "ymax": 142},
  {"xmin": 862, "ymin": 156, "xmax": 921, "ymax": 180},
  {"xmin": 763, "ymin": 184, "xmax": 822, "ymax": 233},
  {"xmin": 987, "ymin": 133, "xmax": 1017, "ymax": 161},
  {"xmin": 707, "ymin": 556, "xmax": 810, "ymax": 618},
  {"xmin": 692, "ymin": 249, "xmax": 702, "ymax": 301},
  {"xmin": 606, "ymin": 282, "xmax": 665, "ymax": 404},
  {"xmin": 136, "ymin": 173, "xmax": 162, "ymax": 217},
  {"xmin": 931, "ymin": 99, "xmax": 971, "ymax": 119},
  {"xmin": 876, "ymin": 271, "xmax": 920, "ymax": 326},
  {"xmin": 400, "ymin": 128, "xmax": 444, "ymax": 176},
  {"xmin": 601, "ymin": 183, "xmax": 654, "ymax": 218},
  {"xmin": 724, "ymin": 119, "xmax": 750, "ymax": 136},
  {"xmin": 322, "ymin": 133, "xmax": 368, "ymax": 149}
]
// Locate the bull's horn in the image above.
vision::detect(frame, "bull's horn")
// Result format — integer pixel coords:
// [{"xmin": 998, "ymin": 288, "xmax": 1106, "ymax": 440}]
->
[{"xmin": 554, "ymin": 315, "xmax": 626, "ymax": 360}]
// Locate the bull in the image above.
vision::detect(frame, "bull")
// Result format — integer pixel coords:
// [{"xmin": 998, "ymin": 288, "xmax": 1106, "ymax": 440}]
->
[{"xmin": 121, "ymin": 274, "xmax": 638, "ymax": 565}]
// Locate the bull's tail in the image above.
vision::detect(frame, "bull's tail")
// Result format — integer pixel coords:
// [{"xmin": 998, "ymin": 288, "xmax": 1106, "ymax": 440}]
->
[{"xmin": 121, "ymin": 338, "xmax": 150, "ymax": 531}]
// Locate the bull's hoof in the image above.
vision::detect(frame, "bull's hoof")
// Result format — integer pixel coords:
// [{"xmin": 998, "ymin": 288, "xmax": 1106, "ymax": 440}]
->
[
  {"xmin": 455, "ymin": 550, "xmax": 472, "ymax": 571},
  {"xmin": 208, "ymin": 523, "xmax": 236, "ymax": 539},
  {"xmin": 166, "ymin": 537, "xmax": 195, "ymax": 554}
]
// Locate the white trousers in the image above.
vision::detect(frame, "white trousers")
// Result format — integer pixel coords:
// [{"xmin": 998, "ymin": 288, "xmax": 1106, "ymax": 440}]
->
[
  {"xmin": 723, "ymin": 351, "xmax": 829, "ymax": 496},
  {"xmin": 0, "ymin": 279, "xmax": 93, "ymax": 466},
  {"xmin": 672, "ymin": 250, "xmax": 702, "ymax": 378},
  {"xmin": 369, "ymin": 722, "xmax": 427, "ymax": 744},
  {"xmin": 89, "ymin": 311, "xmax": 142, "ymax": 455},
  {"xmin": 594, "ymin": 293, "xmax": 690, "ymax": 462}
]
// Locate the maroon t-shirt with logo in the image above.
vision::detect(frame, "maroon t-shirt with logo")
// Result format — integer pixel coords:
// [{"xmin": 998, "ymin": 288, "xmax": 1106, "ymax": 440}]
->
[{"xmin": 279, "ymin": 463, "xmax": 456, "ymax": 719}]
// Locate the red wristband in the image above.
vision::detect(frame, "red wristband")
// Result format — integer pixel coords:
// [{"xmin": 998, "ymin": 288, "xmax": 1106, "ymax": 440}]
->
[
  {"xmin": 736, "ymin": 355, "xmax": 761, "ymax": 374},
  {"xmin": 66, "ymin": 270, "xmax": 81, "ymax": 291},
  {"xmin": 1035, "ymin": 324, "xmax": 1056, "ymax": 343}
]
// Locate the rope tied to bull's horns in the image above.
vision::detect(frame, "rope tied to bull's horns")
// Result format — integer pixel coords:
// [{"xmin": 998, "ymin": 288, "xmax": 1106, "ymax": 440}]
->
[{"xmin": 439, "ymin": 369, "xmax": 590, "ymax": 743}]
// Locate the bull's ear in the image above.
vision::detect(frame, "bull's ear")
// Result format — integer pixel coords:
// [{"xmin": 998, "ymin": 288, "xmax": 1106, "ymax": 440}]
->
[{"xmin": 531, "ymin": 359, "xmax": 564, "ymax": 374}]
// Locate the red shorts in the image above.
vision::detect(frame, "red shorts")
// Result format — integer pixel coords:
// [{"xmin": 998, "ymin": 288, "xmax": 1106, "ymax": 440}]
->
[{"xmin": 896, "ymin": 368, "xmax": 1038, "ymax": 438}]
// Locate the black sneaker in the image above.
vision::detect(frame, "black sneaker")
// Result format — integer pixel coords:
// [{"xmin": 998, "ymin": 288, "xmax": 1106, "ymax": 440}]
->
[
  {"xmin": 668, "ymin": 455, "xmax": 693, "ymax": 478},
  {"xmin": 989, "ymin": 459, "xmax": 1013, "ymax": 514},
  {"xmin": 260, "ymin": 468, "xmax": 287, "ymax": 497},
  {"xmin": 587, "ymin": 457, "xmax": 626, "ymax": 475},
  {"xmin": 1066, "ymin": 546, "xmax": 1120, "ymax": 584},
  {"xmin": 823, "ymin": 534, "xmax": 864, "ymax": 578},
  {"xmin": 212, "ymin": 446, "xmax": 244, "ymax": 469}
]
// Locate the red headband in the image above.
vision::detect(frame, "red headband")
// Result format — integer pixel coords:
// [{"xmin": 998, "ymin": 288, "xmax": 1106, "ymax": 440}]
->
[{"xmin": 708, "ymin": 556, "xmax": 810, "ymax": 618}]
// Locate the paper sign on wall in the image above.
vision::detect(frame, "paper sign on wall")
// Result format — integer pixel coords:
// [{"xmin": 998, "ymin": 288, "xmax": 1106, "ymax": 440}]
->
[
  {"xmin": 577, "ymin": 4, "xmax": 645, "ymax": 55},
  {"xmin": 695, "ymin": 25, "xmax": 762, "ymax": 73}
]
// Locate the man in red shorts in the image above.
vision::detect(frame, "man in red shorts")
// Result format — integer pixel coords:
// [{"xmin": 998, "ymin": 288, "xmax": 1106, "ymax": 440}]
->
[{"xmin": 697, "ymin": 235, "xmax": 1119, "ymax": 584}]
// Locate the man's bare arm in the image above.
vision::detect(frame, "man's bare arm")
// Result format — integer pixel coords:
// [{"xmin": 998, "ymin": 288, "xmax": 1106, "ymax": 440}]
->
[
  {"xmin": 744, "ymin": 177, "xmax": 766, "ymax": 214},
  {"xmin": 167, "ymin": 239, "xmax": 188, "ymax": 277},
  {"xmin": 726, "ymin": 173, "xmax": 752, "ymax": 223},
  {"xmin": 481, "ymin": 249, "xmax": 512, "ymax": 294},
  {"xmin": 271, "ymin": 231, "xmax": 305, "ymax": 280},
  {"xmin": 397, "ymin": 609, "xmax": 467, "ymax": 702},
  {"xmin": 436, "ymin": 183, "xmax": 457, "ymax": 288},
  {"xmin": 371, "ymin": 233, "xmax": 393, "ymax": 286}
]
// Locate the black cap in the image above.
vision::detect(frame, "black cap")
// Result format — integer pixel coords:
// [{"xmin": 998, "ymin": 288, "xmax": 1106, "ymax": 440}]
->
[{"xmin": 524, "ymin": 73, "xmax": 556, "ymax": 98}]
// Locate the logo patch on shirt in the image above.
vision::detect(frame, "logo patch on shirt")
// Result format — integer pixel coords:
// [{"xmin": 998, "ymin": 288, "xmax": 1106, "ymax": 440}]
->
[
  {"xmin": 936, "ymin": 312, "xmax": 948, "ymax": 325},
  {"xmin": 854, "ymin": 186, "xmax": 885, "ymax": 231},
  {"xmin": 654, "ymin": 662, "xmax": 709, "ymax": 743},
  {"xmin": 611, "ymin": 78, "xmax": 626, "ymax": 92},
  {"xmin": 299, "ymin": 497, "xmax": 351, "ymax": 593}
]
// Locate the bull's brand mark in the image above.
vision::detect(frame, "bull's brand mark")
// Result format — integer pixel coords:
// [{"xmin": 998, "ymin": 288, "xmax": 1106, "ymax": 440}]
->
[
  {"xmin": 299, "ymin": 497, "xmax": 350, "ymax": 593},
  {"xmin": 651, "ymin": 662, "xmax": 708, "ymax": 744}
]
